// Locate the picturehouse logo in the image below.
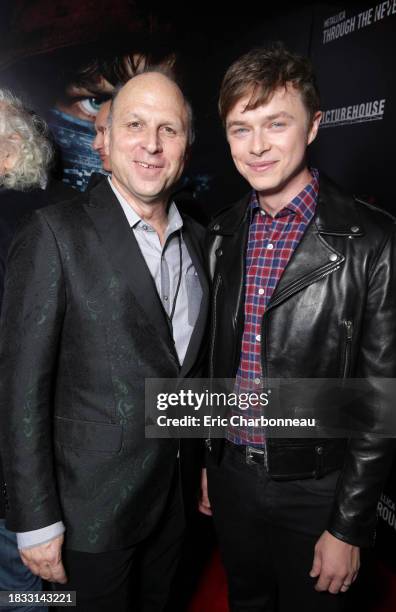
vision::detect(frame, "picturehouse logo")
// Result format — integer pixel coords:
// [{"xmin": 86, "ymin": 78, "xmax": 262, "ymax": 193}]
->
[{"xmin": 320, "ymin": 99, "xmax": 386, "ymax": 129}]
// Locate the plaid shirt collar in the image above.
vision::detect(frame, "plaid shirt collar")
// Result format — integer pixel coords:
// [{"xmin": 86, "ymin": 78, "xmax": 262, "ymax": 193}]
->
[{"xmin": 249, "ymin": 167, "xmax": 319, "ymax": 223}]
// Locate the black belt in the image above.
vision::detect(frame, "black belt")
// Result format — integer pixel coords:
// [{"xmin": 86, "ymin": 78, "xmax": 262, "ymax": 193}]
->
[{"xmin": 224, "ymin": 439, "xmax": 345, "ymax": 480}]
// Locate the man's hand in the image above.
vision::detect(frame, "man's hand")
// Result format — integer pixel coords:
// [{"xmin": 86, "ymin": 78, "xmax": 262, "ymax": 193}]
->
[
  {"xmin": 198, "ymin": 468, "xmax": 212, "ymax": 516},
  {"xmin": 20, "ymin": 534, "xmax": 67, "ymax": 584},
  {"xmin": 310, "ymin": 530, "xmax": 360, "ymax": 594}
]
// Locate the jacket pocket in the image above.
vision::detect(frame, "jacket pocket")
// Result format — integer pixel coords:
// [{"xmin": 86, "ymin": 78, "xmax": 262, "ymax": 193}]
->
[
  {"xmin": 54, "ymin": 416, "xmax": 123, "ymax": 453},
  {"xmin": 340, "ymin": 320, "xmax": 353, "ymax": 378}
]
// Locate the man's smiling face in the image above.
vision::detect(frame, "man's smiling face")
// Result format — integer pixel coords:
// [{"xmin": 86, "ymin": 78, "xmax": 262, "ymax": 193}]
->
[
  {"xmin": 225, "ymin": 84, "xmax": 321, "ymax": 204},
  {"xmin": 106, "ymin": 72, "xmax": 189, "ymax": 207}
]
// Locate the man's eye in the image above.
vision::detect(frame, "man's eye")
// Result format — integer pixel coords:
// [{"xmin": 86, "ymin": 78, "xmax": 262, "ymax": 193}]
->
[
  {"xmin": 78, "ymin": 98, "xmax": 103, "ymax": 117},
  {"xmin": 271, "ymin": 122, "xmax": 286, "ymax": 128},
  {"xmin": 127, "ymin": 121, "xmax": 141, "ymax": 128},
  {"xmin": 231, "ymin": 127, "xmax": 248, "ymax": 135},
  {"xmin": 162, "ymin": 126, "xmax": 176, "ymax": 135}
]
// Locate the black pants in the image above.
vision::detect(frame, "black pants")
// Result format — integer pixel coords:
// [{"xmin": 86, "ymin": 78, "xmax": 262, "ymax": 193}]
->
[
  {"xmin": 207, "ymin": 442, "xmax": 350, "ymax": 612},
  {"xmin": 53, "ymin": 472, "xmax": 184, "ymax": 612}
]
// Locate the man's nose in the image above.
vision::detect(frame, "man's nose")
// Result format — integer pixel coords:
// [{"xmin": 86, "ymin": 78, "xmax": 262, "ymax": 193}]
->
[
  {"xmin": 250, "ymin": 131, "xmax": 270, "ymax": 156},
  {"xmin": 142, "ymin": 128, "xmax": 162, "ymax": 154}
]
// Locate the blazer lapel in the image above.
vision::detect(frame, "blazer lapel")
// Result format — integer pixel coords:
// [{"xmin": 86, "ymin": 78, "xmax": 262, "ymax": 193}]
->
[
  {"xmin": 84, "ymin": 178, "xmax": 175, "ymax": 351},
  {"xmin": 180, "ymin": 222, "xmax": 209, "ymax": 377}
]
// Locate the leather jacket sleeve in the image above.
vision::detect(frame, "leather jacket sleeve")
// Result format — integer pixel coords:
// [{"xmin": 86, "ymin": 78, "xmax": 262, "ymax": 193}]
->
[{"xmin": 328, "ymin": 226, "xmax": 396, "ymax": 546}]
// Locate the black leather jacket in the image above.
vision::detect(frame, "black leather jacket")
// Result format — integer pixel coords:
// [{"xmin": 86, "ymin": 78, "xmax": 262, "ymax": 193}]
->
[{"xmin": 206, "ymin": 175, "xmax": 396, "ymax": 547}]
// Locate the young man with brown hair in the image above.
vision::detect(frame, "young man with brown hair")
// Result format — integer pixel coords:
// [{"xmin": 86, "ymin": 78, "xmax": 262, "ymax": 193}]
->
[{"xmin": 200, "ymin": 45, "xmax": 396, "ymax": 611}]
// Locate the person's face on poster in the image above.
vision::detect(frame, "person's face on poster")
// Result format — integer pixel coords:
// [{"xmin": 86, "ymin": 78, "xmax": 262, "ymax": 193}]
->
[
  {"xmin": 46, "ymin": 53, "xmax": 151, "ymax": 190},
  {"xmin": 0, "ymin": 0, "xmax": 174, "ymax": 191}
]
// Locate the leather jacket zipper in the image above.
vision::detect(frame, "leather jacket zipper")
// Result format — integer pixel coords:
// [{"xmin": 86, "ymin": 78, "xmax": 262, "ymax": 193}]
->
[
  {"xmin": 259, "ymin": 314, "xmax": 269, "ymax": 472},
  {"xmin": 209, "ymin": 274, "xmax": 222, "ymax": 379},
  {"xmin": 342, "ymin": 320, "xmax": 353, "ymax": 378}
]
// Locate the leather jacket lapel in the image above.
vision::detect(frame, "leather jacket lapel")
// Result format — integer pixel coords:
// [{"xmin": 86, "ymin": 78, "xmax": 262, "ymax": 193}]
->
[
  {"xmin": 268, "ymin": 178, "xmax": 365, "ymax": 310},
  {"xmin": 209, "ymin": 176, "xmax": 366, "ymax": 315},
  {"xmin": 267, "ymin": 221, "xmax": 344, "ymax": 311}
]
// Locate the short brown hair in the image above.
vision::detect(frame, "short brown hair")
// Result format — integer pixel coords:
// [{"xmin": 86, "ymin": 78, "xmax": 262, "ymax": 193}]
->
[{"xmin": 219, "ymin": 43, "xmax": 320, "ymax": 125}]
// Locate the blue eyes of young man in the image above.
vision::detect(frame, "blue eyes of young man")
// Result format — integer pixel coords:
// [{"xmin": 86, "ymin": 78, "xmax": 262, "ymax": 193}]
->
[{"xmin": 236, "ymin": 122, "xmax": 286, "ymax": 132}]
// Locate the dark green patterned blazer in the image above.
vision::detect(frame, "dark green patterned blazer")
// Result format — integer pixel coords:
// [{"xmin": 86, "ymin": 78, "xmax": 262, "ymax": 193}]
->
[{"xmin": 0, "ymin": 177, "xmax": 209, "ymax": 552}]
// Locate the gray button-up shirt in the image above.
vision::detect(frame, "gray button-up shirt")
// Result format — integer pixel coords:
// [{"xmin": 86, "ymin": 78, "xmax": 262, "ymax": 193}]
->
[{"xmin": 109, "ymin": 178, "xmax": 202, "ymax": 366}]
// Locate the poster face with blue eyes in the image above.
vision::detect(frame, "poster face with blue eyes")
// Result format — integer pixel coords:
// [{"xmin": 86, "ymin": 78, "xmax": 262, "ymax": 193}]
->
[{"xmin": 0, "ymin": 0, "xmax": 178, "ymax": 191}]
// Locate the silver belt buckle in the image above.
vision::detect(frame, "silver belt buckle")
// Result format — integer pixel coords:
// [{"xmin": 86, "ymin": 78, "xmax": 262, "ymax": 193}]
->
[{"xmin": 246, "ymin": 445, "xmax": 265, "ymax": 465}]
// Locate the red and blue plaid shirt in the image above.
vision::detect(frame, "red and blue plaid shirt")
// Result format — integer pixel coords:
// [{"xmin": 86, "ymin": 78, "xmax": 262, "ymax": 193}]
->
[{"xmin": 228, "ymin": 169, "xmax": 319, "ymax": 445}]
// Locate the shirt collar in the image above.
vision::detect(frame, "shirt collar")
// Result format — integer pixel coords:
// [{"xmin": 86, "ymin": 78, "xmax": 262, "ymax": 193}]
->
[
  {"xmin": 249, "ymin": 168, "xmax": 319, "ymax": 223},
  {"xmin": 108, "ymin": 176, "xmax": 183, "ymax": 234}
]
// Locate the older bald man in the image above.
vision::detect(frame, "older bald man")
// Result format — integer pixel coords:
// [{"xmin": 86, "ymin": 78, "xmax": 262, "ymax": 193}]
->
[{"xmin": 0, "ymin": 71, "xmax": 208, "ymax": 611}]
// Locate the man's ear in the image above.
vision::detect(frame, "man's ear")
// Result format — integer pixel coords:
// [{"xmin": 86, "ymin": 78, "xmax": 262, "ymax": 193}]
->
[{"xmin": 307, "ymin": 111, "xmax": 322, "ymax": 146}]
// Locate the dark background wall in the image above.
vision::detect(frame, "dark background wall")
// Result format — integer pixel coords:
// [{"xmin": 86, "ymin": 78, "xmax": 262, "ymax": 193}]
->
[
  {"xmin": 1, "ymin": 1, "xmax": 394, "ymax": 214},
  {"xmin": 175, "ymin": 1, "xmax": 396, "ymax": 218}
]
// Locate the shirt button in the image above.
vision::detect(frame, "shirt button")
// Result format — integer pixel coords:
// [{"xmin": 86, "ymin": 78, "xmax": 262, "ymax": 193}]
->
[
  {"xmin": 256, "ymin": 334, "xmax": 261, "ymax": 342},
  {"xmin": 142, "ymin": 224, "xmax": 148, "ymax": 231},
  {"xmin": 260, "ymin": 210, "xmax": 266, "ymax": 216},
  {"xmin": 267, "ymin": 243, "xmax": 274, "ymax": 250},
  {"xmin": 164, "ymin": 296, "xmax": 169, "ymax": 301},
  {"xmin": 258, "ymin": 288, "xmax": 264, "ymax": 295},
  {"xmin": 254, "ymin": 378, "xmax": 261, "ymax": 385}
]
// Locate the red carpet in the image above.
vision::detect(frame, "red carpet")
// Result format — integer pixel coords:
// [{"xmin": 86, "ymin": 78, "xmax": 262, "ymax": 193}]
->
[
  {"xmin": 188, "ymin": 549, "xmax": 229, "ymax": 612},
  {"xmin": 188, "ymin": 550, "xmax": 396, "ymax": 612}
]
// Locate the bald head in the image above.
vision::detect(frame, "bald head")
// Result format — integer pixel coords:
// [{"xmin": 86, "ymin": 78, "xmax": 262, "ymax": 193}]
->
[{"xmin": 110, "ymin": 71, "xmax": 194, "ymax": 146}]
